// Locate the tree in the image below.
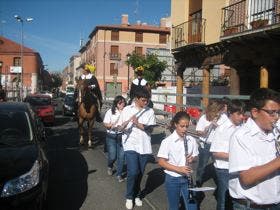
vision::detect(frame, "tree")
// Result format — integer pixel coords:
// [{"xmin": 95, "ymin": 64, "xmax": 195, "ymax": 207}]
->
[
  {"xmin": 49, "ymin": 73, "xmax": 62, "ymax": 90},
  {"xmin": 126, "ymin": 52, "xmax": 167, "ymax": 88}
]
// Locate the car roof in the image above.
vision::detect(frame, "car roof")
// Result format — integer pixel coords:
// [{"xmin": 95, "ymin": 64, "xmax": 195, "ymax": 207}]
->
[
  {"xmin": 0, "ymin": 102, "xmax": 30, "ymax": 111},
  {"xmin": 27, "ymin": 94, "xmax": 51, "ymax": 98}
]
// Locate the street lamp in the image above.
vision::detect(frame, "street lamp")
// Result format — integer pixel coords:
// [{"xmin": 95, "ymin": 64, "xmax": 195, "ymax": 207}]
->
[
  {"xmin": 14, "ymin": 14, "xmax": 33, "ymax": 101},
  {"xmin": 126, "ymin": 53, "xmax": 131, "ymax": 91}
]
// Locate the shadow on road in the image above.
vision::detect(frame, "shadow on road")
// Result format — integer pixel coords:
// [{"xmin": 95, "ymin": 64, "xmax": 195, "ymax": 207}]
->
[{"xmin": 141, "ymin": 167, "xmax": 165, "ymax": 197}]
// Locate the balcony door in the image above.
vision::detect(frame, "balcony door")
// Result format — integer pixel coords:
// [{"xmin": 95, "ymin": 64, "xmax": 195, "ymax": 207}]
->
[{"xmin": 188, "ymin": 10, "xmax": 202, "ymax": 43}]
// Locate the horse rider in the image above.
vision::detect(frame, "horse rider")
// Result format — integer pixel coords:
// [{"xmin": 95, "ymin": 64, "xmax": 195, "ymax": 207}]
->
[
  {"xmin": 77, "ymin": 63, "xmax": 103, "ymax": 122},
  {"xmin": 128, "ymin": 66, "xmax": 153, "ymax": 108}
]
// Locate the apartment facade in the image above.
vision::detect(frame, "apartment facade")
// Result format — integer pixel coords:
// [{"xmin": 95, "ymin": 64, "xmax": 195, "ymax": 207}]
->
[
  {"xmin": 0, "ymin": 36, "xmax": 44, "ymax": 94},
  {"xmin": 171, "ymin": 0, "xmax": 280, "ymax": 107},
  {"xmin": 79, "ymin": 14, "xmax": 170, "ymax": 97}
]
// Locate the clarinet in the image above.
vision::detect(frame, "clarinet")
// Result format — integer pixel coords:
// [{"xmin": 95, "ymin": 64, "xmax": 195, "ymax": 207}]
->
[
  {"xmin": 184, "ymin": 135, "xmax": 195, "ymax": 196},
  {"xmin": 272, "ymin": 123, "xmax": 280, "ymax": 157}
]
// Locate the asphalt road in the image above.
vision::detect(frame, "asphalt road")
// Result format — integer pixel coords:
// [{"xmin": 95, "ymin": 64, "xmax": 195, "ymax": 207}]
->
[{"xmin": 45, "ymin": 103, "xmax": 217, "ymax": 210}]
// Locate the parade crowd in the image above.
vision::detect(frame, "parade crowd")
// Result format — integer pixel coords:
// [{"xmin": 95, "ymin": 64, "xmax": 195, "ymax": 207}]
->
[{"xmin": 77, "ymin": 64, "xmax": 280, "ymax": 210}]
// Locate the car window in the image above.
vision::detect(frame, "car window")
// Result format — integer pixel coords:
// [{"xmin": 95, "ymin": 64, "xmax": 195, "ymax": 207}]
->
[
  {"xmin": 26, "ymin": 96, "xmax": 51, "ymax": 106},
  {"xmin": 0, "ymin": 111, "xmax": 32, "ymax": 142}
]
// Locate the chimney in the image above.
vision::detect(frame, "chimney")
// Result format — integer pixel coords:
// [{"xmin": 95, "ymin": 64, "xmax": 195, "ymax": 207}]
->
[
  {"xmin": 160, "ymin": 18, "xmax": 167, "ymax": 27},
  {"xmin": 121, "ymin": 14, "xmax": 128, "ymax": 25}
]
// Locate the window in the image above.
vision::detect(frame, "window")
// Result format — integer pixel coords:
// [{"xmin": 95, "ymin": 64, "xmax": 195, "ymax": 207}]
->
[
  {"xmin": 110, "ymin": 63, "xmax": 118, "ymax": 75},
  {"xmin": 110, "ymin": 45, "xmax": 120, "ymax": 60},
  {"xmin": 111, "ymin": 30, "xmax": 119, "ymax": 41},
  {"xmin": 159, "ymin": 33, "xmax": 167, "ymax": 44},
  {"xmin": 135, "ymin": 47, "xmax": 143, "ymax": 55},
  {"xmin": 14, "ymin": 57, "xmax": 21, "ymax": 66},
  {"xmin": 135, "ymin": 32, "xmax": 143, "ymax": 42}
]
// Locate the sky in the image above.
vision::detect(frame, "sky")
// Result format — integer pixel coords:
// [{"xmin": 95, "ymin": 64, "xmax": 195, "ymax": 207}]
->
[{"xmin": 0, "ymin": 0, "xmax": 170, "ymax": 72}]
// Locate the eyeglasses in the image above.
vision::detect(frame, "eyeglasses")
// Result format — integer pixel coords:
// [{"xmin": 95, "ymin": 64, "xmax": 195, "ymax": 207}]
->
[{"xmin": 260, "ymin": 108, "xmax": 280, "ymax": 117}]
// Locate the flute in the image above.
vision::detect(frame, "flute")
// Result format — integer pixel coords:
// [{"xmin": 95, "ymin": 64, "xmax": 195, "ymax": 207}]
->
[{"xmin": 272, "ymin": 123, "xmax": 280, "ymax": 157}]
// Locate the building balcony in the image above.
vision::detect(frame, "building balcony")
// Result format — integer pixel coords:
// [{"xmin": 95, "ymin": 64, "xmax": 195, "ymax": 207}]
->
[
  {"xmin": 221, "ymin": 0, "xmax": 280, "ymax": 38},
  {"xmin": 171, "ymin": 18, "xmax": 206, "ymax": 50},
  {"xmin": 109, "ymin": 52, "xmax": 121, "ymax": 60}
]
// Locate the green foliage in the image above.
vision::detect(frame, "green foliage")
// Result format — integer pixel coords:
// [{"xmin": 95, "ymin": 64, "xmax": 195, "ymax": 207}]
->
[
  {"xmin": 126, "ymin": 52, "xmax": 167, "ymax": 88},
  {"xmin": 50, "ymin": 73, "xmax": 63, "ymax": 89}
]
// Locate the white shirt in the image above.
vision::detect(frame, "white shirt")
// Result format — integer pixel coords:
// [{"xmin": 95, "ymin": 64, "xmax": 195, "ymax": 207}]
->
[
  {"xmin": 132, "ymin": 78, "xmax": 147, "ymax": 86},
  {"xmin": 210, "ymin": 118, "xmax": 239, "ymax": 169},
  {"xmin": 103, "ymin": 109, "xmax": 122, "ymax": 134},
  {"xmin": 81, "ymin": 73, "xmax": 93, "ymax": 79},
  {"xmin": 157, "ymin": 131, "xmax": 199, "ymax": 177},
  {"xmin": 229, "ymin": 117, "xmax": 280, "ymax": 204},
  {"xmin": 117, "ymin": 104, "xmax": 156, "ymax": 154},
  {"xmin": 196, "ymin": 113, "xmax": 228, "ymax": 144}
]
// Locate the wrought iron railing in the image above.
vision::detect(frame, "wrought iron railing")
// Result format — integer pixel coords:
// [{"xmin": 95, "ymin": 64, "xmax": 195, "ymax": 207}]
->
[
  {"xmin": 172, "ymin": 18, "xmax": 206, "ymax": 49},
  {"xmin": 221, "ymin": 0, "xmax": 280, "ymax": 37}
]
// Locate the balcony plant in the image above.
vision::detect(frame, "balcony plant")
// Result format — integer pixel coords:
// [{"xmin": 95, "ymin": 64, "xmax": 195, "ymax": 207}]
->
[
  {"xmin": 223, "ymin": 26, "xmax": 238, "ymax": 36},
  {"xmin": 250, "ymin": 18, "xmax": 269, "ymax": 29}
]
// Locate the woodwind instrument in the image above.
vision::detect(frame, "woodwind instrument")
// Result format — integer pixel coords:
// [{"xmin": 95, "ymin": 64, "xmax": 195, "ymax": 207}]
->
[{"xmin": 272, "ymin": 123, "xmax": 280, "ymax": 157}]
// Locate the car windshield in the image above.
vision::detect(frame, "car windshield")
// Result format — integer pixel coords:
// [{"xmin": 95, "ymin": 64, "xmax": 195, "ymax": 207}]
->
[
  {"xmin": 27, "ymin": 96, "xmax": 51, "ymax": 106},
  {"xmin": 65, "ymin": 96, "xmax": 74, "ymax": 105},
  {"xmin": 0, "ymin": 111, "xmax": 32, "ymax": 144}
]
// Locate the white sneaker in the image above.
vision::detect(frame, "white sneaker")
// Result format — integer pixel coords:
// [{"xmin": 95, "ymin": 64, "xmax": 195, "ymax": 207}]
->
[
  {"xmin": 135, "ymin": 197, "xmax": 142, "ymax": 206},
  {"xmin": 125, "ymin": 199, "xmax": 133, "ymax": 209},
  {"xmin": 107, "ymin": 167, "xmax": 113, "ymax": 176}
]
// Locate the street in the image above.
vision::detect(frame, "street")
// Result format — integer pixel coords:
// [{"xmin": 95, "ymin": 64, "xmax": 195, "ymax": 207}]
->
[{"xmin": 44, "ymin": 104, "xmax": 217, "ymax": 210}]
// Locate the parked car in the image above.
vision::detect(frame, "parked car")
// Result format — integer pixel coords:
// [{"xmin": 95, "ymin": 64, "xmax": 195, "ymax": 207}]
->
[
  {"xmin": 62, "ymin": 94, "xmax": 76, "ymax": 116},
  {"xmin": 25, "ymin": 94, "xmax": 55, "ymax": 125},
  {"xmin": 0, "ymin": 102, "xmax": 49, "ymax": 210}
]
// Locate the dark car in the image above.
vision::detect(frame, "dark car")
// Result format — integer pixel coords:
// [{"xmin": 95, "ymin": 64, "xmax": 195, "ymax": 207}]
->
[
  {"xmin": 62, "ymin": 94, "xmax": 76, "ymax": 116},
  {"xmin": 25, "ymin": 94, "xmax": 55, "ymax": 125},
  {"xmin": 0, "ymin": 102, "xmax": 49, "ymax": 210}
]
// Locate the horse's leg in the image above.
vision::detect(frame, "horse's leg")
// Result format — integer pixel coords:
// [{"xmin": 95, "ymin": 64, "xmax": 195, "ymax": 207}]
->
[
  {"xmin": 88, "ymin": 118, "xmax": 94, "ymax": 147},
  {"xmin": 78, "ymin": 117, "xmax": 85, "ymax": 145}
]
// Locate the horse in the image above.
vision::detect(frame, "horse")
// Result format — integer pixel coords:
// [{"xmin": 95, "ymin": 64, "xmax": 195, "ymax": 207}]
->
[{"xmin": 76, "ymin": 79, "xmax": 97, "ymax": 147}]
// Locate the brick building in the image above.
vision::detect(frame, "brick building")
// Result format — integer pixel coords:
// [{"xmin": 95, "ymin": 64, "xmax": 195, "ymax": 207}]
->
[{"xmin": 0, "ymin": 36, "xmax": 44, "ymax": 95}]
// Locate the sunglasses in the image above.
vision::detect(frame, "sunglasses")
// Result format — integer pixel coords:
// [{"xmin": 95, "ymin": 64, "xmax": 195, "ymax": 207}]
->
[{"xmin": 259, "ymin": 108, "xmax": 280, "ymax": 117}]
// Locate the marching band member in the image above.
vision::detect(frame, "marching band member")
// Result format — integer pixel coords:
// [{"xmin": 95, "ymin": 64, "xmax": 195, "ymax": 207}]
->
[
  {"xmin": 210, "ymin": 99, "xmax": 245, "ymax": 210},
  {"xmin": 103, "ymin": 95, "xmax": 126, "ymax": 182},
  {"xmin": 117, "ymin": 88, "xmax": 156, "ymax": 210},
  {"xmin": 157, "ymin": 111, "xmax": 199, "ymax": 210},
  {"xmin": 195, "ymin": 99, "xmax": 226, "ymax": 187},
  {"xmin": 229, "ymin": 88, "xmax": 280, "ymax": 210}
]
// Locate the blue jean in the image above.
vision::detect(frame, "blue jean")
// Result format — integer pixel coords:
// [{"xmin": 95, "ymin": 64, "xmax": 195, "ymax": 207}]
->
[
  {"xmin": 215, "ymin": 168, "xmax": 230, "ymax": 210},
  {"xmin": 196, "ymin": 143, "xmax": 212, "ymax": 186},
  {"xmin": 233, "ymin": 200, "xmax": 280, "ymax": 210},
  {"xmin": 124, "ymin": 150, "xmax": 150, "ymax": 199},
  {"xmin": 165, "ymin": 174, "xmax": 189, "ymax": 210},
  {"xmin": 106, "ymin": 133, "xmax": 125, "ymax": 177}
]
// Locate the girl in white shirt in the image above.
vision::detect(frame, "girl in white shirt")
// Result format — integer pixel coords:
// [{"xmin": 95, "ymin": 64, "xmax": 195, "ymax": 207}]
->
[
  {"xmin": 103, "ymin": 95, "xmax": 126, "ymax": 182},
  {"xmin": 157, "ymin": 111, "xmax": 199, "ymax": 210}
]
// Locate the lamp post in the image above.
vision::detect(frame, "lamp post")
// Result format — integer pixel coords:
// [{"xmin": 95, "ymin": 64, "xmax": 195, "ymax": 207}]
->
[
  {"xmin": 14, "ymin": 15, "xmax": 33, "ymax": 101},
  {"xmin": 126, "ymin": 53, "xmax": 131, "ymax": 92},
  {"xmin": 0, "ymin": 61, "xmax": 3, "ymax": 86}
]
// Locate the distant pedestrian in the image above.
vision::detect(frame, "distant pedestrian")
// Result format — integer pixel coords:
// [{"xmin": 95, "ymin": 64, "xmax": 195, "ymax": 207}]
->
[
  {"xmin": 157, "ymin": 111, "xmax": 199, "ymax": 210},
  {"xmin": 117, "ymin": 88, "xmax": 156, "ymax": 210},
  {"xmin": 103, "ymin": 95, "xmax": 126, "ymax": 182},
  {"xmin": 128, "ymin": 66, "xmax": 153, "ymax": 108},
  {"xmin": 0, "ymin": 85, "xmax": 7, "ymax": 102}
]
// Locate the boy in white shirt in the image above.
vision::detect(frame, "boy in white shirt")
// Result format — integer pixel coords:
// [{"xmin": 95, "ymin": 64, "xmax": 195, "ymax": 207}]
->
[
  {"xmin": 229, "ymin": 88, "xmax": 280, "ymax": 209},
  {"xmin": 117, "ymin": 88, "xmax": 156, "ymax": 209},
  {"xmin": 210, "ymin": 99, "xmax": 245, "ymax": 210}
]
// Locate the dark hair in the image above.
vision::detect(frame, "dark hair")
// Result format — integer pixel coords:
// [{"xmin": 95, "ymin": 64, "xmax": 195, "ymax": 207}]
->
[
  {"xmin": 249, "ymin": 88, "xmax": 280, "ymax": 110},
  {"xmin": 222, "ymin": 96, "xmax": 231, "ymax": 106},
  {"xmin": 169, "ymin": 111, "xmax": 190, "ymax": 132},
  {"xmin": 112, "ymin": 95, "xmax": 126, "ymax": 114},
  {"xmin": 134, "ymin": 88, "xmax": 150, "ymax": 99},
  {"xmin": 227, "ymin": 99, "xmax": 245, "ymax": 115}
]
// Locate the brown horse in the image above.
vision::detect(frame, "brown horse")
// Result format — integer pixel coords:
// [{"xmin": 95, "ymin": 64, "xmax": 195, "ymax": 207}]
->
[{"xmin": 76, "ymin": 79, "xmax": 97, "ymax": 147}]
